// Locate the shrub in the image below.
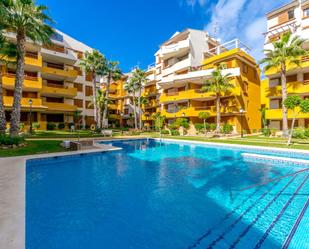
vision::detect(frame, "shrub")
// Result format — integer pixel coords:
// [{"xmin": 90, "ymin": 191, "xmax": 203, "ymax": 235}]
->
[
  {"xmin": 171, "ymin": 130, "xmax": 180, "ymax": 136},
  {"xmin": 270, "ymin": 129, "xmax": 277, "ymax": 136},
  {"xmin": 0, "ymin": 135, "xmax": 25, "ymax": 146},
  {"xmin": 209, "ymin": 123, "xmax": 216, "ymax": 131},
  {"xmin": 68, "ymin": 122, "xmax": 75, "ymax": 129},
  {"xmin": 33, "ymin": 122, "xmax": 40, "ymax": 130},
  {"xmin": 304, "ymin": 128, "xmax": 309, "ymax": 138},
  {"xmin": 47, "ymin": 123, "xmax": 56, "ymax": 130},
  {"xmin": 261, "ymin": 128, "xmax": 271, "ymax": 137},
  {"xmin": 252, "ymin": 129, "xmax": 257, "ymax": 134},
  {"xmin": 19, "ymin": 122, "xmax": 25, "ymax": 131},
  {"xmin": 58, "ymin": 123, "xmax": 65, "ymax": 130},
  {"xmin": 292, "ymin": 128, "xmax": 306, "ymax": 139},
  {"xmin": 194, "ymin": 123, "xmax": 204, "ymax": 132},
  {"xmin": 221, "ymin": 123, "xmax": 233, "ymax": 134},
  {"xmin": 161, "ymin": 129, "xmax": 170, "ymax": 135}
]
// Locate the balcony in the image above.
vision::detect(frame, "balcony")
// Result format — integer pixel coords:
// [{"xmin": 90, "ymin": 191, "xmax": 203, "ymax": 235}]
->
[
  {"xmin": 266, "ymin": 108, "xmax": 309, "ymax": 120},
  {"xmin": 162, "ymin": 57, "xmax": 191, "ymax": 77},
  {"xmin": 265, "ymin": 81, "xmax": 309, "ymax": 97},
  {"xmin": 25, "ymin": 53, "xmax": 43, "ymax": 68},
  {"xmin": 143, "ymin": 99, "xmax": 158, "ymax": 109},
  {"xmin": 143, "ymin": 86, "xmax": 157, "ymax": 96},
  {"xmin": 42, "ymin": 65, "xmax": 78, "ymax": 80},
  {"xmin": 160, "ymin": 87, "xmax": 241, "ymax": 103},
  {"xmin": 109, "ymin": 114, "xmax": 121, "ymax": 119},
  {"xmin": 109, "ymin": 104, "xmax": 120, "ymax": 110},
  {"xmin": 43, "ymin": 102, "xmax": 77, "ymax": 112},
  {"xmin": 161, "ymin": 106, "xmax": 239, "ymax": 118},
  {"xmin": 161, "ymin": 39, "xmax": 190, "ymax": 59},
  {"xmin": 41, "ymin": 45, "xmax": 77, "ymax": 65},
  {"xmin": 265, "ymin": 56, "xmax": 309, "ymax": 76},
  {"xmin": 159, "ymin": 68, "xmax": 240, "ymax": 86},
  {"xmin": 3, "ymin": 96, "xmax": 45, "ymax": 109},
  {"xmin": 41, "ymin": 83, "xmax": 77, "ymax": 98},
  {"xmin": 2, "ymin": 73, "xmax": 42, "ymax": 90}
]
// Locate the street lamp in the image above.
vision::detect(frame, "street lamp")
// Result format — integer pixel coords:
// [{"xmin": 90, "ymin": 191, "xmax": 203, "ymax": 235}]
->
[
  {"xmin": 240, "ymin": 108, "xmax": 245, "ymax": 138},
  {"xmin": 28, "ymin": 99, "xmax": 33, "ymax": 134}
]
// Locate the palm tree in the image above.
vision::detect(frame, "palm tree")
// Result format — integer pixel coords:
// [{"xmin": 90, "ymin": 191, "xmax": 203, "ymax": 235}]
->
[
  {"xmin": 130, "ymin": 68, "xmax": 147, "ymax": 129},
  {"xmin": 202, "ymin": 65, "xmax": 234, "ymax": 133},
  {"xmin": 80, "ymin": 50, "xmax": 106, "ymax": 129},
  {"xmin": 101, "ymin": 60, "xmax": 121, "ymax": 128},
  {"xmin": 260, "ymin": 32, "xmax": 307, "ymax": 137},
  {"xmin": 0, "ymin": 31, "xmax": 17, "ymax": 134},
  {"xmin": 198, "ymin": 111, "xmax": 210, "ymax": 136},
  {"xmin": 124, "ymin": 78, "xmax": 138, "ymax": 129},
  {"xmin": 1, "ymin": 0, "xmax": 54, "ymax": 137}
]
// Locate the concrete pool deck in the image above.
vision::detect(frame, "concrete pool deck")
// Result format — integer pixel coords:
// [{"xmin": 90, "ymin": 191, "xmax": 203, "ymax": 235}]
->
[{"xmin": 0, "ymin": 137, "xmax": 308, "ymax": 249}]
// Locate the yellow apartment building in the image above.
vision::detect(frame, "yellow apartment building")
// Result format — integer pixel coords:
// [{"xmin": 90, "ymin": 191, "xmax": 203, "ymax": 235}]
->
[
  {"xmin": 2, "ymin": 30, "xmax": 98, "ymax": 130},
  {"xmin": 155, "ymin": 29, "xmax": 261, "ymax": 134},
  {"xmin": 261, "ymin": 0, "xmax": 309, "ymax": 129}
]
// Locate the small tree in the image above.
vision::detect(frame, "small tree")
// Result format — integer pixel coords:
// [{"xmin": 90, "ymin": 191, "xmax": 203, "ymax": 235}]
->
[
  {"xmin": 284, "ymin": 96, "xmax": 309, "ymax": 145},
  {"xmin": 198, "ymin": 112, "xmax": 210, "ymax": 136},
  {"xmin": 153, "ymin": 112, "xmax": 165, "ymax": 133}
]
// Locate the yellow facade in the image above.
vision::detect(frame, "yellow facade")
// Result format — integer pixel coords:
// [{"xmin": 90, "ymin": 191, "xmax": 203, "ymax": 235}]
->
[{"xmin": 160, "ymin": 49, "xmax": 261, "ymax": 133}]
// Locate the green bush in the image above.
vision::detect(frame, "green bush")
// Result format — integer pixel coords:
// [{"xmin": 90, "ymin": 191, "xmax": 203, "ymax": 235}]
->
[
  {"xmin": 0, "ymin": 135, "xmax": 25, "ymax": 146},
  {"xmin": 261, "ymin": 128, "xmax": 271, "ymax": 137},
  {"xmin": 58, "ymin": 123, "xmax": 65, "ymax": 130},
  {"xmin": 47, "ymin": 123, "xmax": 56, "ymax": 130},
  {"xmin": 68, "ymin": 122, "xmax": 75, "ymax": 129},
  {"xmin": 161, "ymin": 129, "xmax": 170, "ymax": 135},
  {"xmin": 171, "ymin": 130, "xmax": 180, "ymax": 136},
  {"xmin": 194, "ymin": 123, "xmax": 204, "ymax": 132},
  {"xmin": 292, "ymin": 128, "xmax": 306, "ymax": 139},
  {"xmin": 304, "ymin": 128, "xmax": 309, "ymax": 138},
  {"xmin": 33, "ymin": 122, "xmax": 40, "ymax": 130},
  {"xmin": 221, "ymin": 123, "xmax": 233, "ymax": 134},
  {"xmin": 175, "ymin": 118, "xmax": 190, "ymax": 129},
  {"xmin": 19, "ymin": 122, "xmax": 25, "ymax": 131},
  {"xmin": 209, "ymin": 123, "xmax": 216, "ymax": 131}
]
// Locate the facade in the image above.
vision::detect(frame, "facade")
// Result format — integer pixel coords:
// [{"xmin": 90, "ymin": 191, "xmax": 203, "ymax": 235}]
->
[
  {"xmin": 1, "ymin": 29, "xmax": 97, "ymax": 130},
  {"xmin": 153, "ymin": 29, "xmax": 261, "ymax": 133},
  {"xmin": 262, "ymin": 0, "xmax": 309, "ymax": 129}
]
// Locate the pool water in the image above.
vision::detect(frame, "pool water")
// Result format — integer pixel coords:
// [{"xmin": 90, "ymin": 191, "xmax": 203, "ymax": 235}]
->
[{"xmin": 26, "ymin": 139, "xmax": 309, "ymax": 249}]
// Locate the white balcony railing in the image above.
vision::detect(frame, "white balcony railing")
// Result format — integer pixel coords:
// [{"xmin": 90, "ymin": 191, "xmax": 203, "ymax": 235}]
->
[
  {"xmin": 162, "ymin": 57, "xmax": 191, "ymax": 77},
  {"xmin": 204, "ymin": 39, "xmax": 251, "ymax": 60},
  {"xmin": 161, "ymin": 39, "xmax": 190, "ymax": 57}
]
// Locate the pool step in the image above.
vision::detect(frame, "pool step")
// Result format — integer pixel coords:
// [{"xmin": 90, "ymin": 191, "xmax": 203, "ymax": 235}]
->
[{"xmin": 188, "ymin": 173, "xmax": 308, "ymax": 249}]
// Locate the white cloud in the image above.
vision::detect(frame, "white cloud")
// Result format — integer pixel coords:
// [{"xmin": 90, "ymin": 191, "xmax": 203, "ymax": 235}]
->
[{"xmin": 181, "ymin": 0, "xmax": 289, "ymax": 61}]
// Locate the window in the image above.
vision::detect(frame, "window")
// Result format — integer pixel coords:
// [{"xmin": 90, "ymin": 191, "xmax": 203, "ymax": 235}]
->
[
  {"xmin": 74, "ymin": 99, "xmax": 83, "ymax": 108},
  {"xmin": 243, "ymin": 81, "xmax": 249, "ymax": 94},
  {"xmin": 286, "ymin": 74, "xmax": 297, "ymax": 83},
  {"xmin": 288, "ymin": 10, "xmax": 294, "ymax": 20},
  {"xmin": 74, "ymin": 83, "xmax": 83, "ymax": 92},
  {"xmin": 304, "ymin": 8, "xmax": 309, "ymax": 17},
  {"xmin": 85, "ymin": 86, "xmax": 93, "ymax": 96}
]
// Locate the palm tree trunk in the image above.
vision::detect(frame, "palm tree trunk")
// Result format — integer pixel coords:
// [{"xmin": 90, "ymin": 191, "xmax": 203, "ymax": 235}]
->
[
  {"xmin": 203, "ymin": 119, "xmax": 206, "ymax": 136},
  {"xmin": 10, "ymin": 32, "xmax": 26, "ymax": 137},
  {"xmin": 133, "ymin": 94, "xmax": 137, "ymax": 129},
  {"xmin": 138, "ymin": 87, "xmax": 142, "ymax": 130},
  {"xmin": 0, "ymin": 71, "xmax": 6, "ymax": 135},
  {"xmin": 281, "ymin": 64, "xmax": 288, "ymax": 137},
  {"xmin": 91, "ymin": 72, "xmax": 98, "ymax": 129},
  {"xmin": 102, "ymin": 74, "xmax": 111, "ymax": 128},
  {"xmin": 216, "ymin": 94, "xmax": 221, "ymax": 133},
  {"xmin": 287, "ymin": 113, "xmax": 296, "ymax": 146}
]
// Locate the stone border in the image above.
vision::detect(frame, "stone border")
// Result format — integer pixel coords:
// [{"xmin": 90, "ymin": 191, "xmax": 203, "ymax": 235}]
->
[
  {"xmin": 154, "ymin": 138, "xmax": 309, "ymax": 158},
  {"xmin": 242, "ymin": 153, "xmax": 309, "ymax": 166}
]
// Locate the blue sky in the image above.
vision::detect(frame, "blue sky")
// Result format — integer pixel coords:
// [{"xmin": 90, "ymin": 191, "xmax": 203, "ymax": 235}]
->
[{"xmin": 38, "ymin": 0, "xmax": 289, "ymax": 72}]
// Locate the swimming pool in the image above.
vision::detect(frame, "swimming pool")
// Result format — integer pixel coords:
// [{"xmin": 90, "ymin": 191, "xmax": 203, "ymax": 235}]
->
[{"xmin": 26, "ymin": 139, "xmax": 309, "ymax": 249}]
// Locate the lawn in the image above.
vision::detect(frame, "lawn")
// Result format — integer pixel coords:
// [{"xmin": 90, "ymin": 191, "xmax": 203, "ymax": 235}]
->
[
  {"xmin": 0, "ymin": 140, "xmax": 67, "ymax": 157},
  {"xmin": 24, "ymin": 130, "xmax": 108, "ymax": 139}
]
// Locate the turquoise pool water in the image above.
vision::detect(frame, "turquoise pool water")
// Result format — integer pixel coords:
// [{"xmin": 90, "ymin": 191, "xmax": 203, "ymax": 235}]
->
[{"xmin": 26, "ymin": 139, "xmax": 309, "ymax": 249}]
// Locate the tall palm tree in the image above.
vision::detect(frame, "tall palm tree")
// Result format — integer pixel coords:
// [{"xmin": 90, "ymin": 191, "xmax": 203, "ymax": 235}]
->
[
  {"xmin": 130, "ymin": 68, "xmax": 147, "ymax": 129},
  {"xmin": 124, "ymin": 77, "xmax": 138, "ymax": 129},
  {"xmin": 202, "ymin": 65, "xmax": 234, "ymax": 133},
  {"xmin": 101, "ymin": 60, "xmax": 121, "ymax": 128},
  {"xmin": 260, "ymin": 32, "xmax": 307, "ymax": 137},
  {"xmin": 0, "ymin": 32, "xmax": 17, "ymax": 134},
  {"xmin": 1, "ymin": 0, "xmax": 54, "ymax": 136},
  {"xmin": 80, "ymin": 50, "xmax": 106, "ymax": 129}
]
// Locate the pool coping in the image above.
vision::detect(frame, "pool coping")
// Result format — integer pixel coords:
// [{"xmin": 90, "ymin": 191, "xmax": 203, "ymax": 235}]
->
[
  {"xmin": 0, "ymin": 137, "xmax": 308, "ymax": 249},
  {"xmin": 155, "ymin": 138, "xmax": 309, "ymax": 157}
]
